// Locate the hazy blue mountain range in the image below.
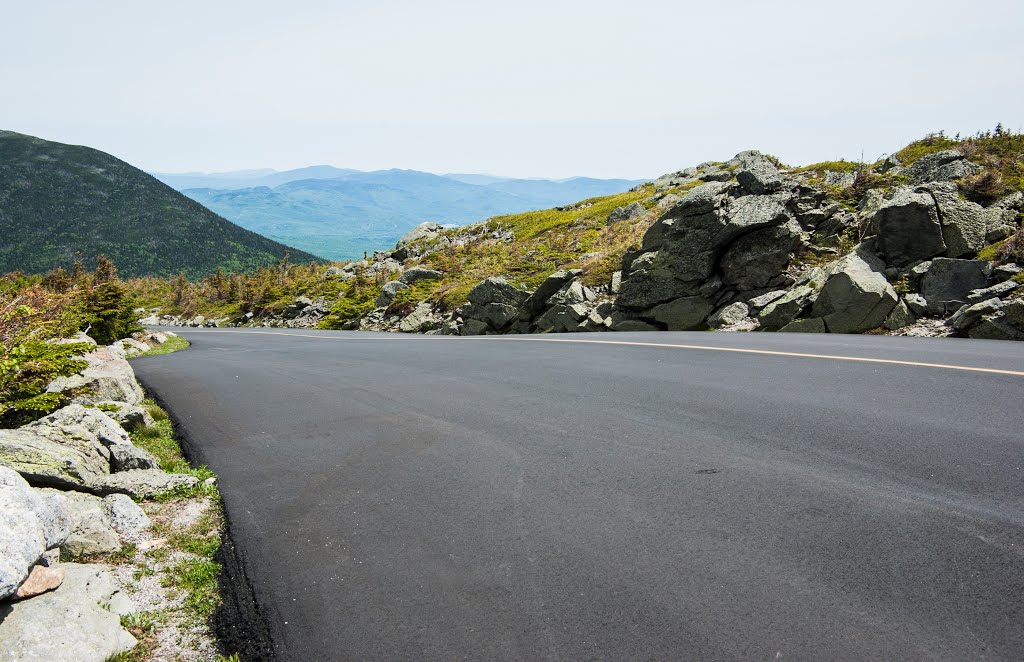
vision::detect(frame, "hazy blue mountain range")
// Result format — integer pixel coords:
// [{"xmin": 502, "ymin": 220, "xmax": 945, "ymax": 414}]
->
[{"xmin": 153, "ymin": 167, "xmax": 646, "ymax": 260}]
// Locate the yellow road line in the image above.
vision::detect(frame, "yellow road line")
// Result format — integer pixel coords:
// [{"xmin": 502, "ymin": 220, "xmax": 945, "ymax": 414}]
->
[{"xmin": 167, "ymin": 328, "xmax": 1024, "ymax": 377}]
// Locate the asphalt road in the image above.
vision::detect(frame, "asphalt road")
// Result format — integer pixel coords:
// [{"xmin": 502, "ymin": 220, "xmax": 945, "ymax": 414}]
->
[{"xmin": 133, "ymin": 329, "xmax": 1024, "ymax": 661}]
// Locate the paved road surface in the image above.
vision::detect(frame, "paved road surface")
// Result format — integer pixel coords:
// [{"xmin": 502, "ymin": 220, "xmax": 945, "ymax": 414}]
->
[{"xmin": 133, "ymin": 329, "xmax": 1024, "ymax": 661}]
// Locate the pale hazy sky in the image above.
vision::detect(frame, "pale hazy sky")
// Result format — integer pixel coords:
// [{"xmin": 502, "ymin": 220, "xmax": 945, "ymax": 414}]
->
[{"xmin": 3, "ymin": 0, "xmax": 1022, "ymax": 179}]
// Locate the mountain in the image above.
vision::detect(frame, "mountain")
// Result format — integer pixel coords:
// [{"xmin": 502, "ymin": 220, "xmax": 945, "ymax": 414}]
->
[
  {"xmin": 151, "ymin": 165, "xmax": 360, "ymax": 191},
  {"xmin": 0, "ymin": 131, "xmax": 319, "ymax": 278},
  {"xmin": 156, "ymin": 166, "xmax": 645, "ymax": 260}
]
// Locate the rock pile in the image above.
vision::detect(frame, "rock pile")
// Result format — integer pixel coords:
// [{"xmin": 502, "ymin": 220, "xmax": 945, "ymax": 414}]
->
[{"xmin": 0, "ymin": 333, "xmax": 200, "ymax": 660}]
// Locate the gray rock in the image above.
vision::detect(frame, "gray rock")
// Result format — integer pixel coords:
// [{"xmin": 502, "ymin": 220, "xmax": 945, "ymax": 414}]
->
[
  {"xmin": 875, "ymin": 188, "xmax": 946, "ymax": 266},
  {"xmin": 548, "ymin": 281, "xmax": 596, "ymax": 308},
  {"xmin": 708, "ymin": 302, "xmax": 750, "ymax": 328},
  {"xmin": 607, "ymin": 202, "xmax": 647, "ymax": 223},
  {"xmin": 610, "ymin": 319, "xmax": 661, "ymax": 332},
  {"xmin": 112, "ymin": 338, "xmax": 150, "ymax": 358},
  {"xmin": 967, "ymin": 317, "xmax": 1024, "ymax": 341},
  {"xmin": 922, "ymin": 183, "xmax": 986, "ymax": 258},
  {"xmin": 618, "ymin": 188, "xmax": 793, "ymax": 309},
  {"xmin": 992, "ymin": 263, "xmax": 1022, "ymax": 282},
  {"xmin": 919, "ymin": 258, "xmax": 991, "ymax": 316},
  {"xmin": 398, "ymin": 302, "xmax": 440, "ymax": 333},
  {"xmin": 780, "ymin": 318, "xmax": 827, "ymax": 333},
  {"xmin": 375, "ymin": 280, "xmax": 410, "ymax": 308},
  {"xmin": 103, "ymin": 493, "xmax": 150, "ymax": 536},
  {"xmin": 949, "ymin": 297, "xmax": 1003, "ymax": 332},
  {"xmin": 757, "ymin": 286, "xmax": 817, "ymax": 330},
  {"xmin": 0, "ymin": 563, "xmax": 137, "ymax": 661},
  {"xmin": 46, "ymin": 489, "xmax": 121, "ymax": 557},
  {"xmin": 720, "ymin": 219, "xmax": 802, "ymax": 290},
  {"xmin": 656, "ymin": 194, "xmax": 681, "ymax": 209},
  {"xmin": 610, "ymin": 270, "xmax": 622, "ymax": 294},
  {"xmin": 398, "ymin": 267, "xmax": 444, "ymax": 284},
  {"xmin": 1004, "ymin": 299, "xmax": 1024, "ymax": 330},
  {"xmin": 0, "ymin": 425, "xmax": 111, "ymax": 492},
  {"xmin": 31, "ymin": 404, "xmax": 130, "ymax": 448},
  {"xmin": 904, "ymin": 293, "xmax": 929, "ymax": 317},
  {"xmin": 46, "ymin": 346, "xmax": 144, "ymax": 406},
  {"xmin": 460, "ymin": 319, "xmax": 490, "ymax": 336},
  {"xmin": 735, "ymin": 151, "xmax": 786, "ymax": 194},
  {"xmin": 90, "ymin": 470, "xmax": 199, "ymax": 499},
  {"xmin": 879, "ymin": 154, "xmax": 903, "ymax": 173},
  {"xmin": 905, "ymin": 150, "xmax": 982, "ymax": 184},
  {"xmin": 643, "ymin": 297, "xmax": 713, "ymax": 330},
  {"xmin": 810, "ymin": 257, "xmax": 898, "ymax": 333},
  {"xmin": 967, "ymin": 280, "xmax": 1022, "ymax": 304},
  {"xmin": 466, "ymin": 277, "xmax": 528, "ymax": 308},
  {"xmin": 523, "ymin": 270, "xmax": 582, "ymax": 314},
  {"xmin": 397, "ymin": 222, "xmax": 445, "ymax": 248},
  {"xmin": 747, "ymin": 290, "xmax": 788, "ymax": 310},
  {"xmin": 468, "ymin": 302, "xmax": 520, "ymax": 330},
  {"xmin": 0, "ymin": 468, "xmax": 71, "ymax": 599},
  {"xmin": 96, "ymin": 401, "xmax": 155, "ymax": 431},
  {"xmin": 884, "ymin": 300, "xmax": 916, "ymax": 330},
  {"xmin": 108, "ymin": 444, "xmax": 159, "ymax": 472},
  {"xmin": 534, "ymin": 303, "xmax": 592, "ymax": 333}
]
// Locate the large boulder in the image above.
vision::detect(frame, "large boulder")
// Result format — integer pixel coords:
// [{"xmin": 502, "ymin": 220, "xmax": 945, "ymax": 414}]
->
[
  {"xmin": 809, "ymin": 253, "xmax": 898, "ymax": 333},
  {"xmin": 398, "ymin": 267, "xmax": 444, "ymax": 284},
  {"xmin": 397, "ymin": 222, "xmax": 445, "ymax": 249},
  {"xmin": 0, "ymin": 563, "xmax": 137, "ymax": 661},
  {"xmin": 607, "ymin": 202, "xmax": 647, "ymax": 223},
  {"xmin": 642, "ymin": 297, "xmax": 714, "ymax": 330},
  {"xmin": 90, "ymin": 469, "xmax": 199, "ymax": 499},
  {"xmin": 735, "ymin": 151, "xmax": 787, "ymax": 194},
  {"xmin": 25, "ymin": 405, "xmax": 158, "ymax": 474},
  {"xmin": 757, "ymin": 286, "xmax": 817, "ymax": 330},
  {"xmin": 719, "ymin": 219, "xmax": 802, "ymax": 290},
  {"xmin": 905, "ymin": 150, "xmax": 982, "ymax": 184},
  {"xmin": 522, "ymin": 270, "xmax": 582, "ymax": 314},
  {"xmin": 875, "ymin": 188, "xmax": 946, "ymax": 266},
  {"xmin": 44, "ymin": 489, "xmax": 122, "ymax": 557},
  {"xmin": 708, "ymin": 302, "xmax": 751, "ymax": 328},
  {"xmin": 375, "ymin": 280, "xmax": 410, "ymax": 308},
  {"xmin": 922, "ymin": 183, "xmax": 986, "ymax": 258},
  {"xmin": 96, "ymin": 401, "xmax": 155, "ymax": 431},
  {"xmin": 398, "ymin": 302, "xmax": 441, "ymax": 333},
  {"xmin": 618, "ymin": 184, "xmax": 794, "ymax": 309},
  {"xmin": 919, "ymin": 258, "xmax": 991, "ymax": 316},
  {"xmin": 46, "ymin": 346, "xmax": 144, "ymax": 406},
  {"xmin": 461, "ymin": 277, "xmax": 529, "ymax": 332},
  {"xmin": 466, "ymin": 277, "xmax": 528, "ymax": 308},
  {"xmin": 0, "ymin": 467, "xmax": 71, "ymax": 599},
  {"xmin": 0, "ymin": 424, "xmax": 111, "ymax": 491}
]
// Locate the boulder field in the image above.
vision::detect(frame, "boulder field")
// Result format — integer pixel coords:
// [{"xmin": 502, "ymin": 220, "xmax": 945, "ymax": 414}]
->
[
  {"xmin": 148, "ymin": 148, "xmax": 1024, "ymax": 340},
  {"xmin": 0, "ymin": 331, "xmax": 200, "ymax": 661}
]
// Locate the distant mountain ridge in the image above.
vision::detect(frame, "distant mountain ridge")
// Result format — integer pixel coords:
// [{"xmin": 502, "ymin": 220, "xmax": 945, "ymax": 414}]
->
[
  {"xmin": 0, "ymin": 131, "xmax": 319, "ymax": 278},
  {"xmin": 153, "ymin": 167, "xmax": 646, "ymax": 260}
]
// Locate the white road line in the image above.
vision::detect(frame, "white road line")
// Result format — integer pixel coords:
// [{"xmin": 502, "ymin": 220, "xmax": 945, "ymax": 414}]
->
[{"xmin": 166, "ymin": 328, "xmax": 1024, "ymax": 377}]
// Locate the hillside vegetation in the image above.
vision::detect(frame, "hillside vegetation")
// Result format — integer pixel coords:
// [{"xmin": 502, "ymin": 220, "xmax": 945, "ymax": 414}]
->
[
  {"xmin": 173, "ymin": 169, "xmax": 645, "ymax": 261},
  {"xmin": 0, "ymin": 131, "xmax": 319, "ymax": 278}
]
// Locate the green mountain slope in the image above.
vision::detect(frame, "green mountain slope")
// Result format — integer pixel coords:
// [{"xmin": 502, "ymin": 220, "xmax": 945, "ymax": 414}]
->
[{"xmin": 0, "ymin": 131, "xmax": 319, "ymax": 278}]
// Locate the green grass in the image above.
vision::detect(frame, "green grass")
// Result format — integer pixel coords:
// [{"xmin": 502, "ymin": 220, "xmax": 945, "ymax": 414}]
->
[
  {"xmin": 137, "ymin": 335, "xmax": 190, "ymax": 357},
  {"xmin": 161, "ymin": 558, "xmax": 221, "ymax": 618}
]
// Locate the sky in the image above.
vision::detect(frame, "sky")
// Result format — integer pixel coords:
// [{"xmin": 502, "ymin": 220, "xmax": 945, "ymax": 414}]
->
[{"xmin": 3, "ymin": 0, "xmax": 1022, "ymax": 179}]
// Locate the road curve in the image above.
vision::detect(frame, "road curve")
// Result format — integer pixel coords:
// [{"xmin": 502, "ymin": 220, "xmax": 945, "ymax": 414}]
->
[{"xmin": 133, "ymin": 329, "xmax": 1024, "ymax": 661}]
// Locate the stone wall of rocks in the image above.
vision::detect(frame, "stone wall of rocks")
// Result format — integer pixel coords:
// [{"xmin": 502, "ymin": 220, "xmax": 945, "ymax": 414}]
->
[
  {"xmin": 0, "ymin": 331, "xmax": 200, "ymax": 661},
  {"xmin": 353, "ymin": 149, "xmax": 1023, "ymax": 341}
]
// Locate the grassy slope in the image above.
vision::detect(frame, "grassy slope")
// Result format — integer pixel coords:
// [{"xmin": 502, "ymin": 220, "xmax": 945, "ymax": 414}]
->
[{"xmin": 0, "ymin": 131, "xmax": 320, "ymax": 278}]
